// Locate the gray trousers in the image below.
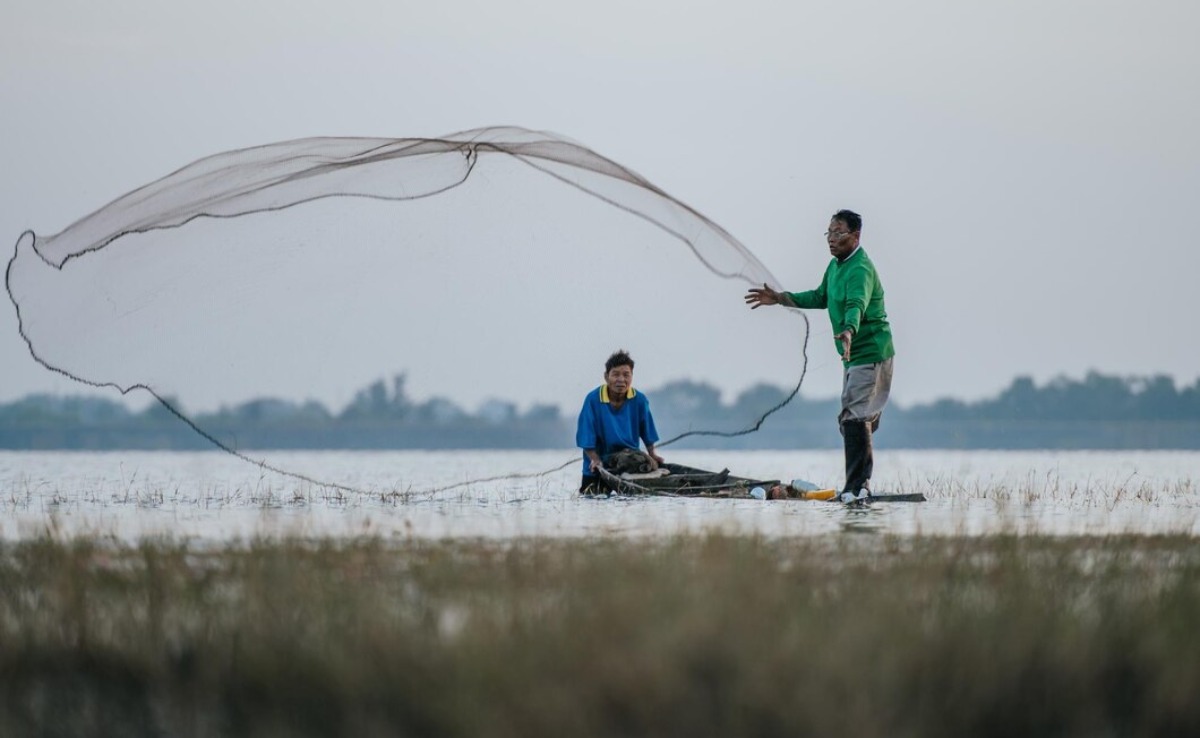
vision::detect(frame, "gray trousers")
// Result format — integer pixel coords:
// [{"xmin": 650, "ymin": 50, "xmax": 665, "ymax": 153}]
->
[
  {"xmin": 837, "ymin": 357, "xmax": 893, "ymax": 494},
  {"xmin": 838, "ymin": 357, "xmax": 894, "ymax": 432}
]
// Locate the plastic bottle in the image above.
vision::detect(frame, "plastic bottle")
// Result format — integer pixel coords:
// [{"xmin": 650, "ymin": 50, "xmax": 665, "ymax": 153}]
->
[{"xmin": 789, "ymin": 478, "xmax": 819, "ymax": 492}]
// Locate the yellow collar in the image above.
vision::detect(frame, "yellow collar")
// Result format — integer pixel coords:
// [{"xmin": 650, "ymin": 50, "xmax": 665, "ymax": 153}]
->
[{"xmin": 600, "ymin": 385, "xmax": 636, "ymax": 404}]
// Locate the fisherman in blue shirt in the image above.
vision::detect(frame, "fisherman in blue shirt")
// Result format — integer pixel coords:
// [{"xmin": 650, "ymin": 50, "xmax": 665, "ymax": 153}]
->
[{"xmin": 576, "ymin": 350, "xmax": 664, "ymax": 493}]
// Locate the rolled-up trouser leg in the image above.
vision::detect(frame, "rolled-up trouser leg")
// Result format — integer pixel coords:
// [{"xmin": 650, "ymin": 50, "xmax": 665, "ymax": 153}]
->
[{"xmin": 841, "ymin": 420, "xmax": 874, "ymax": 496}]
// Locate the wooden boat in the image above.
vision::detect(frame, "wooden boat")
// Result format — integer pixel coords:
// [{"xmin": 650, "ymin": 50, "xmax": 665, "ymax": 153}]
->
[{"xmin": 596, "ymin": 462, "xmax": 926, "ymax": 503}]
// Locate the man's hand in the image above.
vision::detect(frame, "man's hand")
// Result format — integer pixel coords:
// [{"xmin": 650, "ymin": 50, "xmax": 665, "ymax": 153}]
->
[
  {"xmin": 646, "ymin": 446, "xmax": 665, "ymax": 471},
  {"xmin": 744, "ymin": 283, "xmax": 781, "ymax": 309},
  {"xmin": 835, "ymin": 330, "xmax": 854, "ymax": 362},
  {"xmin": 586, "ymin": 451, "xmax": 604, "ymax": 474}
]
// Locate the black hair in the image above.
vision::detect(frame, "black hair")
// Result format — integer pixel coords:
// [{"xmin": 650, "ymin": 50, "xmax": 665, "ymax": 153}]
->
[
  {"xmin": 605, "ymin": 350, "xmax": 634, "ymax": 374},
  {"xmin": 833, "ymin": 209, "xmax": 862, "ymax": 233}
]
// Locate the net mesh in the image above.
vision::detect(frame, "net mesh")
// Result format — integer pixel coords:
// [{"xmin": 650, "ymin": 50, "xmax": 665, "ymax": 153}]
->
[{"xmin": 7, "ymin": 126, "xmax": 810, "ymax": 493}]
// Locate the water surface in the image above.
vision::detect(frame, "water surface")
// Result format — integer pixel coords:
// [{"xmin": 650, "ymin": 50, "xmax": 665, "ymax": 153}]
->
[{"xmin": 2, "ymin": 449, "xmax": 1196, "ymax": 540}]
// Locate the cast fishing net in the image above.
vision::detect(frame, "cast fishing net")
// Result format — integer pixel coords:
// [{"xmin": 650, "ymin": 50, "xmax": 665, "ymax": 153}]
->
[{"xmin": 6, "ymin": 126, "xmax": 810, "ymax": 493}]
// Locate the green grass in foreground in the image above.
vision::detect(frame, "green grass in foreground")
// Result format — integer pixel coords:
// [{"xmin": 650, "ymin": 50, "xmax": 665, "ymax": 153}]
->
[{"xmin": 2, "ymin": 534, "xmax": 1199, "ymax": 737}]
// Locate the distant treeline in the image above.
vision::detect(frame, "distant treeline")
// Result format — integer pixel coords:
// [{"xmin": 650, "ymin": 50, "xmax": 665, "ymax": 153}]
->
[{"xmin": 2, "ymin": 371, "xmax": 1200, "ymax": 450}]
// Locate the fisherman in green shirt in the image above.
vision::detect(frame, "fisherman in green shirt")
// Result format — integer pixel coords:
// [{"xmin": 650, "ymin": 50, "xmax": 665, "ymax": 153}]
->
[{"xmin": 744, "ymin": 209, "xmax": 895, "ymax": 503}]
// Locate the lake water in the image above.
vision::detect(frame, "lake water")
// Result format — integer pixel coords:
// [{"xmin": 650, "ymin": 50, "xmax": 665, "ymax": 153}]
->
[{"xmin": 1, "ymin": 449, "xmax": 1197, "ymax": 541}]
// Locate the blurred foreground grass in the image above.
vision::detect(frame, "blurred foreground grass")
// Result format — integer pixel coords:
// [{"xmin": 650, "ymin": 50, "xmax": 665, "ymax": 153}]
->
[{"xmin": 2, "ymin": 534, "xmax": 1199, "ymax": 737}]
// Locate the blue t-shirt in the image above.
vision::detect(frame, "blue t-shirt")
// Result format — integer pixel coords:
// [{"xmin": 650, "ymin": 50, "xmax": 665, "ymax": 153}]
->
[{"xmin": 576, "ymin": 385, "xmax": 660, "ymax": 474}]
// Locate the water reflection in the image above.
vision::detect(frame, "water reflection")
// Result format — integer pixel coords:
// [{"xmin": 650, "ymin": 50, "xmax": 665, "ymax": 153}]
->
[{"xmin": 838, "ymin": 505, "xmax": 888, "ymax": 535}]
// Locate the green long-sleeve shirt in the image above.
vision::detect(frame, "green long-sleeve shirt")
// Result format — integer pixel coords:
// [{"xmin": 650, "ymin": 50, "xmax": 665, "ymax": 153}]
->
[{"xmin": 785, "ymin": 247, "xmax": 895, "ymax": 366}]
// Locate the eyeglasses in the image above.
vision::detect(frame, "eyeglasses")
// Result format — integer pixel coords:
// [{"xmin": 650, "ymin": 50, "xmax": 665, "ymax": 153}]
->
[{"xmin": 825, "ymin": 230, "xmax": 852, "ymax": 239}]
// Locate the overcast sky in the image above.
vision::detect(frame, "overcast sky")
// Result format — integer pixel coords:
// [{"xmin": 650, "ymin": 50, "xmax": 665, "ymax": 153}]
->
[{"xmin": 2, "ymin": 0, "xmax": 1198, "ymax": 413}]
